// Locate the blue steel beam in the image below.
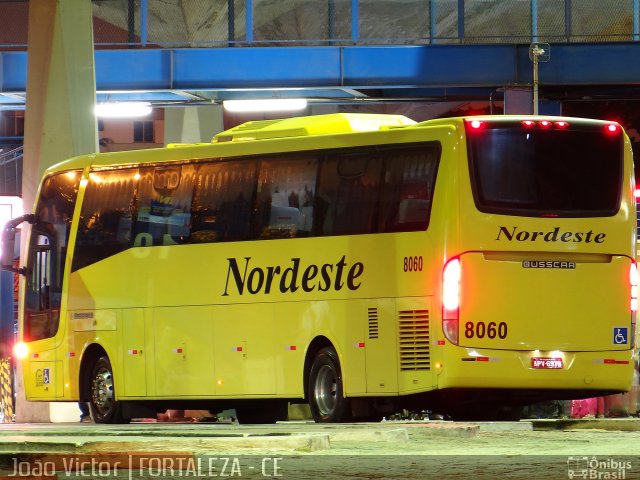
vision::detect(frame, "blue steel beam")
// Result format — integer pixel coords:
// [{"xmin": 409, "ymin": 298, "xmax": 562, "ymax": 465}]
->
[{"xmin": 2, "ymin": 43, "xmax": 640, "ymax": 95}]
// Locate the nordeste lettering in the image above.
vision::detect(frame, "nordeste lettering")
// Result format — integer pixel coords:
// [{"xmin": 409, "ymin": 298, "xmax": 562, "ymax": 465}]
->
[
  {"xmin": 496, "ymin": 226, "xmax": 606, "ymax": 243},
  {"xmin": 223, "ymin": 256, "xmax": 364, "ymax": 296}
]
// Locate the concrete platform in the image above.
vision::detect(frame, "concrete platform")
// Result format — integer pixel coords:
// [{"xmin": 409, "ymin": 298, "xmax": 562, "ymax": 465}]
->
[
  {"xmin": 0, "ymin": 418, "xmax": 635, "ymax": 456},
  {"xmin": 531, "ymin": 417, "xmax": 640, "ymax": 431},
  {"xmin": 0, "ymin": 421, "xmax": 485, "ymax": 454}
]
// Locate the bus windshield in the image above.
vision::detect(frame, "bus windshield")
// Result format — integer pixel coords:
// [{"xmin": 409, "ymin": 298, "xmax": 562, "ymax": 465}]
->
[
  {"xmin": 24, "ymin": 170, "xmax": 81, "ymax": 341},
  {"xmin": 467, "ymin": 124, "xmax": 623, "ymax": 217}
]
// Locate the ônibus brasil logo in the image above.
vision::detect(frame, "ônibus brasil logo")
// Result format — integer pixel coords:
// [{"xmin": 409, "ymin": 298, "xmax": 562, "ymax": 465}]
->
[{"xmin": 223, "ymin": 256, "xmax": 364, "ymax": 296}]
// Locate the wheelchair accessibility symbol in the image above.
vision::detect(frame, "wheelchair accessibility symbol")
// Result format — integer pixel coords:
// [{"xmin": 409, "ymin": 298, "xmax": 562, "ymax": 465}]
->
[{"xmin": 613, "ymin": 327, "xmax": 628, "ymax": 345}]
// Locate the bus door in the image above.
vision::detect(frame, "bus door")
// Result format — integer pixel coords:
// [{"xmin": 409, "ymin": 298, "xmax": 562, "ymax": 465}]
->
[
  {"xmin": 454, "ymin": 118, "xmax": 634, "ymax": 354},
  {"xmin": 23, "ymin": 171, "xmax": 81, "ymax": 399},
  {"xmin": 23, "ymin": 228, "xmax": 62, "ymax": 398}
]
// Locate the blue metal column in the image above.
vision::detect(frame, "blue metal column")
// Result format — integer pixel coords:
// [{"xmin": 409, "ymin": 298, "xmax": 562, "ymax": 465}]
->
[
  {"xmin": 565, "ymin": 0, "xmax": 572, "ymax": 41},
  {"xmin": 458, "ymin": 0, "xmax": 465, "ymax": 41},
  {"xmin": 246, "ymin": 0, "xmax": 253, "ymax": 44},
  {"xmin": 351, "ymin": 0, "xmax": 359, "ymax": 43},
  {"xmin": 228, "ymin": 0, "xmax": 235, "ymax": 45},
  {"xmin": 430, "ymin": 0, "xmax": 436, "ymax": 43},
  {"xmin": 634, "ymin": 0, "xmax": 639, "ymax": 41},
  {"xmin": 531, "ymin": 0, "xmax": 538, "ymax": 42},
  {"xmin": 140, "ymin": 0, "xmax": 148, "ymax": 47}
]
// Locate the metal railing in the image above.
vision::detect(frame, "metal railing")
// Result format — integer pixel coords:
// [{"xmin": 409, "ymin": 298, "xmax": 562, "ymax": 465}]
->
[
  {"xmin": 0, "ymin": 146, "xmax": 23, "ymax": 196},
  {"xmin": 0, "ymin": 0, "xmax": 639, "ymax": 49}
]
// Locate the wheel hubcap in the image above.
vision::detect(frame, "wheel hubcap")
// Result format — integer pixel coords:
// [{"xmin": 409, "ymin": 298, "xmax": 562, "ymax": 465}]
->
[
  {"xmin": 314, "ymin": 364, "xmax": 337, "ymax": 415},
  {"xmin": 91, "ymin": 367, "xmax": 114, "ymax": 415}
]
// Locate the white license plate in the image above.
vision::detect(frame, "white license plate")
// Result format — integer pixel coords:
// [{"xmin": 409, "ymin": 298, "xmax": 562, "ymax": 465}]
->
[{"xmin": 531, "ymin": 357, "xmax": 563, "ymax": 369}]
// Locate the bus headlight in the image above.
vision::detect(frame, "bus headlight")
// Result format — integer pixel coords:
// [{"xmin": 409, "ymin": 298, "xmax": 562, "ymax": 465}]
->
[{"xmin": 13, "ymin": 342, "xmax": 28, "ymax": 360}]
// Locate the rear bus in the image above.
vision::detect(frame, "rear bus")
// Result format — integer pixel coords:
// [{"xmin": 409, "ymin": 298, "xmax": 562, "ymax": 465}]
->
[{"xmin": 436, "ymin": 117, "xmax": 637, "ymax": 416}]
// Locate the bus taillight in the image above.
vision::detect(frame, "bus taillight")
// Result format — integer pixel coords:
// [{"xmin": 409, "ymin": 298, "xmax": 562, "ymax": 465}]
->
[
  {"xmin": 442, "ymin": 257, "xmax": 461, "ymax": 345},
  {"xmin": 630, "ymin": 261, "xmax": 638, "ymax": 346},
  {"xmin": 464, "ymin": 119, "xmax": 484, "ymax": 131},
  {"xmin": 605, "ymin": 123, "xmax": 620, "ymax": 135},
  {"xmin": 631, "ymin": 263, "xmax": 638, "ymax": 311}
]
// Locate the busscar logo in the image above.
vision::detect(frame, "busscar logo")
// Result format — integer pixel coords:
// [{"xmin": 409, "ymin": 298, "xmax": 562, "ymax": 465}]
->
[
  {"xmin": 223, "ymin": 256, "xmax": 364, "ymax": 296},
  {"xmin": 497, "ymin": 226, "xmax": 606, "ymax": 244},
  {"xmin": 523, "ymin": 260, "xmax": 576, "ymax": 269}
]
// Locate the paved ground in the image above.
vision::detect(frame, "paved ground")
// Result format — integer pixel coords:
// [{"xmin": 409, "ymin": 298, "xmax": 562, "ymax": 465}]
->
[{"xmin": 0, "ymin": 419, "xmax": 638, "ymax": 479}]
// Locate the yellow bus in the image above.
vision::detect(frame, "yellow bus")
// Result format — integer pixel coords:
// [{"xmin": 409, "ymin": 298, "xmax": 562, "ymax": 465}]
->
[{"xmin": 2, "ymin": 113, "xmax": 637, "ymax": 423}]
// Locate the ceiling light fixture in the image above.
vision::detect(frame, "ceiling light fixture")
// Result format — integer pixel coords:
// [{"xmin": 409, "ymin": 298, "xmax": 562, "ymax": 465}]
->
[
  {"xmin": 95, "ymin": 102, "xmax": 152, "ymax": 118},
  {"xmin": 222, "ymin": 98, "xmax": 308, "ymax": 113}
]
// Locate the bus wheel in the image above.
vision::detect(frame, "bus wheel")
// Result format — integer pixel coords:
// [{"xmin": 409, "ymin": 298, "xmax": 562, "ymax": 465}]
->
[
  {"xmin": 308, "ymin": 347, "xmax": 350, "ymax": 422},
  {"xmin": 88, "ymin": 356, "xmax": 125, "ymax": 424}
]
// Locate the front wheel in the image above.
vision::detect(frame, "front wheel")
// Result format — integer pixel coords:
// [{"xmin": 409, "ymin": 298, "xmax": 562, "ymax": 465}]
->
[
  {"xmin": 87, "ymin": 356, "xmax": 126, "ymax": 424},
  {"xmin": 308, "ymin": 347, "xmax": 350, "ymax": 422}
]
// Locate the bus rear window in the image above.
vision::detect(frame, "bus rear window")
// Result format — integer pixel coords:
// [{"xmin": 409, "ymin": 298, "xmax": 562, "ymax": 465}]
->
[{"xmin": 467, "ymin": 125, "xmax": 623, "ymax": 217}]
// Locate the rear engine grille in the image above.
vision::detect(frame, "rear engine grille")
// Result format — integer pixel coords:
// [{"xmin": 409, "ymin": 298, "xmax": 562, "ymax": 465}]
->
[
  {"xmin": 368, "ymin": 307, "xmax": 379, "ymax": 339},
  {"xmin": 398, "ymin": 309, "xmax": 430, "ymax": 371}
]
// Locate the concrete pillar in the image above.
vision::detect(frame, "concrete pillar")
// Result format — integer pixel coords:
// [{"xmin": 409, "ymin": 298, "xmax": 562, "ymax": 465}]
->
[
  {"xmin": 18, "ymin": 0, "xmax": 97, "ymax": 423},
  {"xmin": 163, "ymin": 105, "xmax": 225, "ymax": 145}
]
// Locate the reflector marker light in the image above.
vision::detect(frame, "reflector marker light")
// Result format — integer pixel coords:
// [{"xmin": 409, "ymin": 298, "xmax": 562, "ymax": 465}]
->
[
  {"xmin": 602, "ymin": 359, "xmax": 631, "ymax": 365},
  {"xmin": 469, "ymin": 120, "xmax": 483, "ymax": 129},
  {"xmin": 173, "ymin": 348, "xmax": 183, "ymax": 354},
  {"xmin": 355, "ymin": 342, "xmax": 366, "ymax": 348},
  {"xmin": 66, "ymin": 352, "xmax": 75, "ymax": 358},
  {"xmin": 287, "ymin": 345, "xmax": 297, "ymax": 351},
  {"xmin": 521, "ymin": 120, "xmax": 571, "ymax": 129},
  {"xmin": 234, "ymin": 346, "xmax": 243, "ymax": 352},
  {"xmin": 606, "ymin": 123, "xmax": 620, "ymax": 133},
  {"xmin": 461, "ymin": 356, "xmax": 499, "ymax": 362},
  {"xmin": 634, "ymin": 189, "xmax": 640, "ymax": 199},
  {"xmin": 128, "ymin": 349, "xmax": 140, "ymax": 355}
]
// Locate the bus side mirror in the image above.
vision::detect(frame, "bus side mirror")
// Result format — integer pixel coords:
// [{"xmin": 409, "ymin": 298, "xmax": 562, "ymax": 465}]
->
[{"xmin": 1, "ymin": 214, "xmax": 34, "ymax": 275}]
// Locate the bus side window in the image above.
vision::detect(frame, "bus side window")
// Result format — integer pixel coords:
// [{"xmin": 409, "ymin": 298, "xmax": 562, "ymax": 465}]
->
[
  {"xmin": 255, "ymin": 156, "xmax": 318, "ymax": 239},
  {"xmin": 191, "ymin": 161, "xmax": 256, "ymax": 243},
  {"xmin": 379, "ymin": 145, "xmax": 440, "ymax": 233},
  {"xmin": 73, "ymin": 169, "xmax": 139, "ymax": 270},
  {"xmin": 135, "ymin": 165, "xmax": 194, "ymax": 246},
  {"xmin": 317, "ymin": 153, "xmax": 382, "ymax": 236}
]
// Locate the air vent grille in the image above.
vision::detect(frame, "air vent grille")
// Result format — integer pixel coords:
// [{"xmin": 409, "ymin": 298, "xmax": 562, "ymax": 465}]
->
[
  {"xmin": 368, "ymin": 307, "xmax": 379, "ymax": 339},
  {"xmin": 398, "ymin": 309, "xmax": 430, "ymax": 371}
]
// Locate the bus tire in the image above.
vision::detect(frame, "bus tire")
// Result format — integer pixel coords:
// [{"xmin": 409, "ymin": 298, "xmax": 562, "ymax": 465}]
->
[
  {"xmin": 87, "ymin": 356, "xmax": 126, "ymax": 424},
  {"xmin": 308, "ymin": 346, "xmax": 350, "ymax": 423}
]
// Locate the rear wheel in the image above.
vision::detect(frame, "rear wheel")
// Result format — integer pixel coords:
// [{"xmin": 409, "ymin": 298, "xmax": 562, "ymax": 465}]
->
[
  {"xmin": 87, "ymin": 356, "xmax": 126, "ymax": 424},
  {"xmin": 308, "ymin": 347, "xmax": 350, "ymax": 422}
]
